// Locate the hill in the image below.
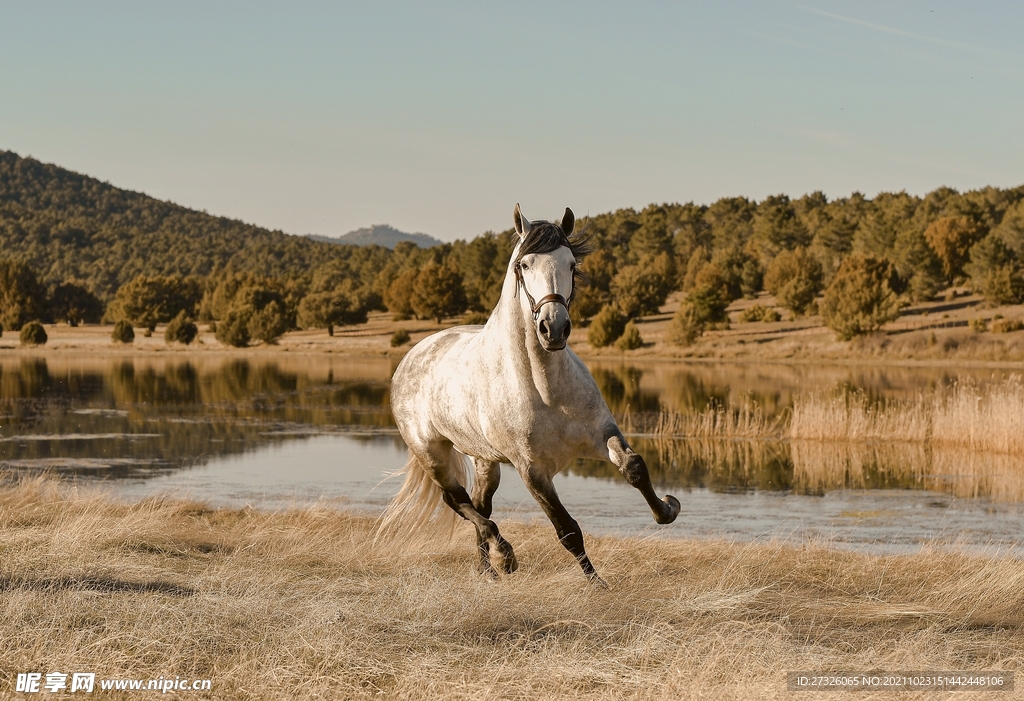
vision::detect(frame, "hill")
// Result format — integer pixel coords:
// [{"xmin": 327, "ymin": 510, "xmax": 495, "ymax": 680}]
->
[
  {"xmin": 4, "ymin": 148, "xmax": 1024, "ymax": 337},
  {"xmin": 0, "ymin": 150, "xmax": 391, "ymax": 300},
  {"xmin": 309, "ymin": 224, "xmax": 442, "ymax": 249}
]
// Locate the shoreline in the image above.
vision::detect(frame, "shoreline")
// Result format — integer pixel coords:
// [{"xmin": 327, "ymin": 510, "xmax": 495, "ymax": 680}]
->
[
  {"xmin": 3, "ymin": 289, "xmax": 1024, "ymax": 368},
  {"xmin": 4, "ymin": 330, "xmax": 1024, "ymax": 370}
]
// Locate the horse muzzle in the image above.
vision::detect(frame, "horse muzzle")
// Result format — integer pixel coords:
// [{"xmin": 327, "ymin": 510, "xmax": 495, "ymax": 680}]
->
[{"xmin": 537, "ymin": 309, "xmax": 571, "ymax": 351}]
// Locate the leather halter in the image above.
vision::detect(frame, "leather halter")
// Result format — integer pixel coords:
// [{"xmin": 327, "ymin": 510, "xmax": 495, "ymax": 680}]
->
[{"xmin": 514, "ymin": 262, "xmax": 571, "ymax": 320}]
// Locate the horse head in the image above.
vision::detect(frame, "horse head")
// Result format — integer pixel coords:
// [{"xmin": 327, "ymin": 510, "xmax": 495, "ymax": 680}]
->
[{"xmin": 512, "ymin": 203, "xmax": 586, "ymax": 352}]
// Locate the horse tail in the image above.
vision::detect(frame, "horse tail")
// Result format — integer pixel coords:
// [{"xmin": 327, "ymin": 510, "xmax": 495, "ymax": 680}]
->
[{"xmin": 375, "ymin": 447, "xmax": 470, "ymax": 543}]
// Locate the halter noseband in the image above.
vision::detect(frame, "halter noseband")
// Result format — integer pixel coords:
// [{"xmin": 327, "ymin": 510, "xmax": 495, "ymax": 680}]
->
[{"xmin": 514, "ymin": 262, "xmax": 571, "ymax": 321}]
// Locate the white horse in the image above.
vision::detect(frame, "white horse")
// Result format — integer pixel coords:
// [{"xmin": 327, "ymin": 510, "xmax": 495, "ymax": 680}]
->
[{"xmin": 383, "ymin": 204, "xmax": 680, "ymax": 582}]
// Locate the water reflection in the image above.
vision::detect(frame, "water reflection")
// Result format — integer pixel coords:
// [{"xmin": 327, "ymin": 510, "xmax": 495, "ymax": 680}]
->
[
  {"xmin": 571, "ymin": 436, "xmax": 1023, "ymax": 503},
  {"xmin": 0, "ymin": 356, "xmax": 395, "ymax": 479},
  {"xmin": 1, "ymin": 356, "xmax": 1021, "ymax": 503}
]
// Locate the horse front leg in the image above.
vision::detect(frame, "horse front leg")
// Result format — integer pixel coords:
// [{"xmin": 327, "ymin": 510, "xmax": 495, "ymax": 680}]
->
[
  {"xmin": 606, "ymin": 432, "xmax": 680, "ymax": 525},
  {"xmin": 521, "ymin": 468, "xmax": 605, "ymax": 586}
]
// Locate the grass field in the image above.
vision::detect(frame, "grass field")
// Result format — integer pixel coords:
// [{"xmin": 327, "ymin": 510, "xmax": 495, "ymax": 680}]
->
[{"xmin": 1, "ymin": 476, "xmax": 1021, "ymax": 699}]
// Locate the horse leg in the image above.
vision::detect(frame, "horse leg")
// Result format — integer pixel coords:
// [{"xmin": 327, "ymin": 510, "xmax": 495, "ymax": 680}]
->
[
  {"xmin": 612, "ymin": 436, "xmax": 680, "ymax": 525},
  {"xmin": 469, "ymin": 458, "xmax": 506, "ymax": 574},
  {"xmin": 424, "ymin": 443, "xmax": 516, "ymax": 576},
  {"xmin": 521, "ymin": 468, "xmax": 604, "ymax": 585},
  {"xmin": 606, "ymin": 432, "xmax": 681, "ymax": 524}
]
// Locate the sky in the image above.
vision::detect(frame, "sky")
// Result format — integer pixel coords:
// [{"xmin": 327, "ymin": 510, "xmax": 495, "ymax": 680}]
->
[{"xmin": 1, "ymin": 1, "xmax": 1022, "ymax": 242}]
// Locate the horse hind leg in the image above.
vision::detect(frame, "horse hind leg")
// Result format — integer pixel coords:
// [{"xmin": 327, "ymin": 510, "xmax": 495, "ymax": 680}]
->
[
  {"xmin": 425, "ymin": 444, "xmax": 516, "ymax": 577},
  {"xmin": 468, "ymin": 458, "xmax": 516, "ymax": 575}
]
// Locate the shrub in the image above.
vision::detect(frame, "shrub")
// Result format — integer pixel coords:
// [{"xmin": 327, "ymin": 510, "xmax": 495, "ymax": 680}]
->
[
  {"xmin": 390, "ymin": 329, "xmax": 411, "ymax": 347},
  {"xmin": 164, "ymin": 311, "xmax": 198, "ymax": 345},
  {"xmin": 19, "ymin": 320, "xmax": 47, "ymax": 346},
  {"xmin": 981, "ymin": 265, "xmax": 1024, "ymax": 307},
  {"xmin": 0, "ymin": 259, "xmax": 47, "ymax": 332},
  {"xmin": 249, "ymin": 301, "xmax": 288, "ymax": 345},
  {"xmin": 587, "ymin": 305, "xmax": 627, "ymax": 348},
  {"xmin": 215, "ymin": 308, "xmax": 251, "ymax": 348},
  {"xmin": 462, "ymin": 311, "xmax": 489, "ymax": 325},
  {"xmin": 740, "ymin": 304, "xmax": 767, "ymax": 322},
  {"xmin": 764, "ymin": 247, "xmax": 823, "ymax": 315},
  {"xmin": 114, "ymin": 274, "xmax": 202, "ymax": 331},
  {"xmin": 297, "ymin": 281, "xmax": 371, "ymax": 335},
  {"xmin": 692, "ymin": 262, "xmax": 738, "ymax": 304},
  {"xmin": 615, "ymin": 322, "xmax": 643, "ymax": 350},
  {"xmin": 820, "ymin": 254, "xmax": 901, "ymax": 341},
  {"xmin": 687, "ymin": 285, "xmax": 730, "ymax": 326},
  {"xmin": 739, "ymin": 304, "xmax": 782, "ymax": 323},
  {"xmin": 991, "ymin": 318, "xmax": 1024, "ymax": 333},
  {"xmin": 970, "ymin": 317, "xmax": 987, "ymax": 333},
  {"xmin": 111, "ymin": 320, "xmax": 135, "ymax": 344},
  {"xmin": 668, "ymin": 301, "xmax": 702, "ymax": 346}
]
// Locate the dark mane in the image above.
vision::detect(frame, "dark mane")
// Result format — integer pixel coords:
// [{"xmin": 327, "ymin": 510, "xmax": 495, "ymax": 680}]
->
[{"xmin": 513, "ymin": 220, "xmax": 595, "ymax": 261}]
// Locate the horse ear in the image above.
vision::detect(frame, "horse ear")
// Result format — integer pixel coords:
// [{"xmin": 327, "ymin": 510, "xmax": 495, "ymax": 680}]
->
[
  {"xmin": 560, "ymin": 207, "xmax": 575, "ymax": 234},
  {"xmin": 513, "ymin": 203, "xmax": 532, "ymax": 239}
]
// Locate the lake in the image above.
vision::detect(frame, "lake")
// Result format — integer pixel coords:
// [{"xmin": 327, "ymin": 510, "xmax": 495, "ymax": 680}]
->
[{"xmin": 2, "ymin": 354, "xmax": 1023, "ymax": 553}]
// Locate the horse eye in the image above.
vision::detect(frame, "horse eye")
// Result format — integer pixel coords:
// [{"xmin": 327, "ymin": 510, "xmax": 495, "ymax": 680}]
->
[{"xmin": 520, "ymin": 263, "xmax": 528, "ymax": 270}]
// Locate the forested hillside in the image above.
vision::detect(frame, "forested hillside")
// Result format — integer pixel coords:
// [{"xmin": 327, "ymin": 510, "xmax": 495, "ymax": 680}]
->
[
  {"xmin": 2, "ymin": 149, "xmax": 1024, "ymax": 348},
  {"xmin": 0, "ymin": 150, "xmax": 389, "ymax": 299}
]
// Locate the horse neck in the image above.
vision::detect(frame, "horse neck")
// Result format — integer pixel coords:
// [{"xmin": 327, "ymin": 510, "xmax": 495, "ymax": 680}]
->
[{"xmin": 483, "ymin": 262, "xmax": 571, "ymax": 400}]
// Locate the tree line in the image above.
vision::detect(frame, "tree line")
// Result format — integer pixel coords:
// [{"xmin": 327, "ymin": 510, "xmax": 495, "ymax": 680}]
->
[{"xmin": 3, "ymin": 150, "xmax": 1024, "ymax": 346}]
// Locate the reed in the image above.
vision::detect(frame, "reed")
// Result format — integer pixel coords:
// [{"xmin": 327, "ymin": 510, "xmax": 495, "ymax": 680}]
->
[
  {"xmin": 628, "ymin": 377, "xmax": 1024, "ymax": 455},
  {"xmin": 622, "ymin": 402, "xmax": 784, "ymax": 440},
  {"xmin": 1, "ymin": 475, "xmax": 1021, "ymax": 699},
  {"xmin": 791, "ymin": 376, "xmax": 1024, "ymax": 454}
]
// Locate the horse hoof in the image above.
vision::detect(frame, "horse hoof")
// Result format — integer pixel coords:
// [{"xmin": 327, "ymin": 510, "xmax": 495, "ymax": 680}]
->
[
  {"xmin": 588, "ymin": 573, "xmax": 609, "ymax": 590},
  {"xmin": 654, "ymin": 494, "xmax": 681, "ymax": 524},
  {"xmin": 497, "ymin": 539, "xmax": 518, "ymax": 574},
  {"xmin": 502, "ymin": 551, "xmax": 518, "ymax": 574}
]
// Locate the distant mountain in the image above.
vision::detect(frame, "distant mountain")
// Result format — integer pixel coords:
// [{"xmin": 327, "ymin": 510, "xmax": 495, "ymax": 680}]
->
[{"xmin": 309, "ymin": 224, "xmax": 443, "ymax": 249}]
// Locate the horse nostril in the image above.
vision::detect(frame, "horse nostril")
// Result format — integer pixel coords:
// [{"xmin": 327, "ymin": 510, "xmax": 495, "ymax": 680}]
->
[
  {"xmin": 565, "ymin": 320, "xmax": 572, "ymax": 338},
  {"xmin": 539, "ymin": 320, "xmax": 550, "ymax": 337}
]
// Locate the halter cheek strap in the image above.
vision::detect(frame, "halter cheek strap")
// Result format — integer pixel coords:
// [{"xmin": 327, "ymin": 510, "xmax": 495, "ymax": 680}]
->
[{"xmin": 515, "ymin": 263, "xmax": 571, "ymax": 320}]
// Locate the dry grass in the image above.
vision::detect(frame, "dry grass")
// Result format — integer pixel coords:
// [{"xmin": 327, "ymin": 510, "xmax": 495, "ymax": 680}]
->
[
  {"xmin": 791, "ymin": 376, "xmax": 1024, "ymax": 454},
  {"xmin": 622, "ymin": 403, "xmax": 783, "ymax": 440},
  {"xmin": 1, "ymin": 476, "xmax": 1022, "ymax": 700},
  {"xmin": 629, "ymin": 377, "xmax": 1024, "ymax": 454},
  {"xmin": 627, "ymin": 379, "xmax": 1024, "ymax": 501}
]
